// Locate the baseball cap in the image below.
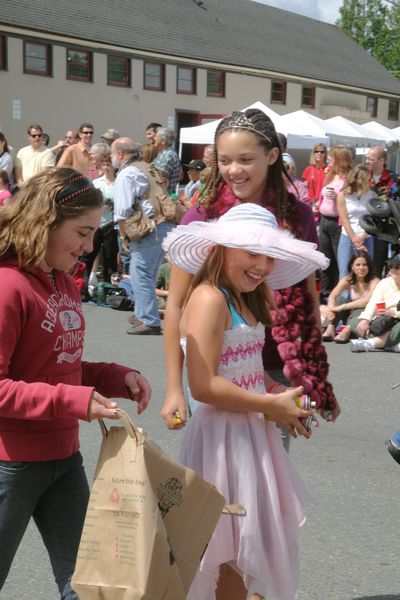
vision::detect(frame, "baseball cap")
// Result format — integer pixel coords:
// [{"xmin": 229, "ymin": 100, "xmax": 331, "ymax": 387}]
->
[
  {"xmin": 101, "ymin": 128, "xmax": 120, "ymax": 141},
  {"xmin": 185, "ymin": 159, "xmax": 206, "ymax": 171}
]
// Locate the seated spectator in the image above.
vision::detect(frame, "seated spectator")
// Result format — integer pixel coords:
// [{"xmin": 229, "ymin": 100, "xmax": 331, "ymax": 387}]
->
[
  {"xmin": 350, "ymin": 253, "xmax": 400, "ymax": 352},
  {"xmin": 0, "ymin": 170, "xmax": 12, "ymax": 206},
  {"xmin": 337, "ymin": 165, "xmax": 374, "ymax": 280},
  {"xmin": 322, "ymin": 251, "xmax": 379, "ymax": 343}
]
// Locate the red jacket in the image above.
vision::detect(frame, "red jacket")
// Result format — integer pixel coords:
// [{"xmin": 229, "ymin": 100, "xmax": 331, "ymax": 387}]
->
[{"xmin": 0, "ymin": 260, "xmax": 132, "ymax": 461}]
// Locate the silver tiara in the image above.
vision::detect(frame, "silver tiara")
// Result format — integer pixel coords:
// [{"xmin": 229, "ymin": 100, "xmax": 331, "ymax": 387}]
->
[{"xmin": 219, "ymin": 112, "xmax": 272, "ymax": 144}]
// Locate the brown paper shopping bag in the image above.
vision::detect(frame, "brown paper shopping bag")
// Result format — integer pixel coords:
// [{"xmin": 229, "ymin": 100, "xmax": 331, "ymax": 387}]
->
[{"xmin": 72, "ymin": 409, "xmax": 225, "ymax": 599}]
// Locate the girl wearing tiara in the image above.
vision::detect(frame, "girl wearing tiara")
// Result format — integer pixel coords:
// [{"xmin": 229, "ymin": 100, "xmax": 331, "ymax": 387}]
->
[
  {"xmin": 163, "ymin": 203, "xmax": 329, "ymax": 600},
  {"xmin": 162, "ymin": 108, "xmax": 339, "ymax": 439}
]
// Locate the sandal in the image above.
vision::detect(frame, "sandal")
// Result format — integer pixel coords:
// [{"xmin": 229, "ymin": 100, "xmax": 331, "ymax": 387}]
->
[
  {"xmin": 322, "ymin": 324, "xmax": 335, "ymax": 342},
  {"xmin": 334, "ymin": 325, "xmax": 351, "ymax": 344}
]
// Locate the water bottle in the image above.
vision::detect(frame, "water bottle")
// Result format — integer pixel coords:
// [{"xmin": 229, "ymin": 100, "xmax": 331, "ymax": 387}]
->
[{"xmin": 97, "ymin": 281, "xmax": 106, "ymax": 306}]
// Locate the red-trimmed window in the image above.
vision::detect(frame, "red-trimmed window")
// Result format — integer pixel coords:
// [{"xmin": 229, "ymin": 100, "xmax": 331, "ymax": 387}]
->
[
  {"xmin": 302, "ymin": 85, "xmax": 315, "ymax": 109},
  {"xmin": 144, "ymin": 62, "xmax": 165, "ymax": 91},
  {"xmin": 177, "ymin": 66, "xmax": 196, "ymax": 95},
  {"xmin": 0, "ymin": 35, "xmax": 6, "ymax": 70},
  {"xmin": 108, "ymin": 55, "xmax": 130, "ymax": 87},
  {"xmin": 24, "ymin": 41, "xmax": 51, "ymax": 76},
  {"xmin": 207, "ymin": 70, "xmax": 225, "ymax": 97},
  {"xmin": 67, "ymin": 49, "xmax": 93, "ymax": 82},
  {"xmin": 366, "ymin": 97, "xmax": 378, "ymax": 118},
  {"xmin": 388, "ymin": 99, "xmax": 398, "ymax": 121},
  {"xmin": 271, "ymin": 80, "xmax": 286, "ymax": 104}
]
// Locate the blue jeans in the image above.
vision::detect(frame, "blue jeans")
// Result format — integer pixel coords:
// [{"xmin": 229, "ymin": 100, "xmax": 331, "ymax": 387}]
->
[
  {"xmin": 337, "ymin": 233, "xmax": 374, "ymax": 280},
  {"xmin": 129, "ymin": 221, "xmax": 174, "ymax": 327},
  {"xmin": 319, "ymin": 215, "xmax": 341, "ymax": 295},
  {"xmin": 0, "ymin": 451, "xmax": 89, "ymax": 599}
]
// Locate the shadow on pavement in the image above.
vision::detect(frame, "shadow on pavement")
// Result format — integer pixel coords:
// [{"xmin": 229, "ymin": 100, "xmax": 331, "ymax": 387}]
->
[{"xmin": 352, "ymin": 596, "xmax": 400, "ymax": 600}]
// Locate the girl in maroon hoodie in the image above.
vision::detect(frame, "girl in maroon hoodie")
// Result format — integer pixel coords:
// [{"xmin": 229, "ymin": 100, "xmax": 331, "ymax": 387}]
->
[{"xmin": 0, "ymin": 168, "xmax": 151, "ymax": 599}]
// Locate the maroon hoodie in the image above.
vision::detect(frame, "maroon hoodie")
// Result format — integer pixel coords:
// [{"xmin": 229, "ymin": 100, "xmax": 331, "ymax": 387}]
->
[{"xmin": 0, "ymin": 260, "xmax": 133, "ymax": 461}]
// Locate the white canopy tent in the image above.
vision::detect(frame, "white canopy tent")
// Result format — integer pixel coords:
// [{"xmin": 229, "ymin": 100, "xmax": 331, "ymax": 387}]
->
[
  {"xmin": 178, "ymin": 102, "xmax": 329, "ymax": 154},
  {"xmin": 389, "ymin": 126, "xmax": 400, "ymax": 140},
  {"xmin": 364, "ymin": 121, "xmax": 398, "ymax": 143},
  {"xmin": 324, "ymin": 116, "xmax": 385, "ymax": 146}
]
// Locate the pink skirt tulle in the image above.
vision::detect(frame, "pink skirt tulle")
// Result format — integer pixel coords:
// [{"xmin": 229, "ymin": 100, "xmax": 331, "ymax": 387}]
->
[{"xmin": 179, "ymin": 404, "xmax": 309, "ymax": 600}]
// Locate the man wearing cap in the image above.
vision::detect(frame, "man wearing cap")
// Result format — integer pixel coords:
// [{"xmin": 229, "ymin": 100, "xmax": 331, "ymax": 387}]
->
[
  {"xmin": 101, "ymin": 128, "xmax": 120, "ymax": 147},
  {"xmin": 57, "ymin": 123, "xmax": 94, "ymax": 174},
  {"xmin": 183, "ymin": 159, "xmax": 206, "ymax": 203}
]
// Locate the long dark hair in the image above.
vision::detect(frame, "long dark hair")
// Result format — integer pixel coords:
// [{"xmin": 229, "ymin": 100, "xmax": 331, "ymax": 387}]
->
[
  {"xmin": 204, "ymin": 108, "xmax": 301, "ymax": 237},
  {"xmin": 0, "ymin": 132, "xmax": 9, "ymax": 154},
  {"xmin": 347, "ymin": 250, "xmax": 375, "ymax": 285}
]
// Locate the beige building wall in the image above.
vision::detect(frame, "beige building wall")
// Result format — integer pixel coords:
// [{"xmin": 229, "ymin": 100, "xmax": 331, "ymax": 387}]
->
[{"xmin": 0, "ymin": 34, "xmax": 398, "ymax": 151}]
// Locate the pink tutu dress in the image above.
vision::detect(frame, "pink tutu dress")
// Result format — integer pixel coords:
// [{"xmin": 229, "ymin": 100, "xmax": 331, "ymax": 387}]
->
[{"xmin": 180, "ymin": 305, "xmax": 309, "ymax": 600}]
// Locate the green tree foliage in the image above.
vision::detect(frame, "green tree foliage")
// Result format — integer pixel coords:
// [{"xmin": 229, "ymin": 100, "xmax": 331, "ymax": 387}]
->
[{"xmin": 336, "ymin": 0, "xmax": 400, "ymax": 79}]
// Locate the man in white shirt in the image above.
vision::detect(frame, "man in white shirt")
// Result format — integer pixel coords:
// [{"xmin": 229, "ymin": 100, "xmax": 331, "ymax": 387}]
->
[{"xmin": 15, "ymin": 124, "xmax": 55, "ymax": 185}]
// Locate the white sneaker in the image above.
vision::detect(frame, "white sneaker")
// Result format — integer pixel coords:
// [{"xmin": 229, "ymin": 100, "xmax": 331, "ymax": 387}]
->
[
  {"xmin": 388, "ymin": 343, "xmax": 400, "ymax": 353},
  {"xmin": 350, "ymin": 339, "xmax": 376, "ymax": 352}
]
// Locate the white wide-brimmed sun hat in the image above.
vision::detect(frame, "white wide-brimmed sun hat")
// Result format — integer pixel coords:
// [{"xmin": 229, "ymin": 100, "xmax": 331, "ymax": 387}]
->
[{"xmin": 163, "ymin": 203, "xmax": 329, "ymax": 290}]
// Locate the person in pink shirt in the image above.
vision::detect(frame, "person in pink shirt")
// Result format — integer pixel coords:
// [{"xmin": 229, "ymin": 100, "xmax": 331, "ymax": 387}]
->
[
  {"xmin": 318, "ymin": 145, "xmax": 354, "ymax": 299},
  {"xmin": 0, "ymin": 170, "xmax": 12, "ymax": 205},
  {"xmin": 0, "ymin": 168, "xmax": 151, "ymax": 599}
]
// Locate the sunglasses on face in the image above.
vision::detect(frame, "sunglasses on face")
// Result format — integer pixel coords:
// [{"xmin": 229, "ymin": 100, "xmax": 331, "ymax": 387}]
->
[
  {"xmin": 314, "ymin": 150, "xmax": 325, "ymax": 154},
  {"xmin": 29, "ymin": 134, "xmax": 42, "ymax": 138},
  {"xmin": 390, "ymin": 265, "xmax": 400, "ymax": 270},
  {"xmin": 81, "ymin": 131, "xmax": 93, "ymax": 135}
]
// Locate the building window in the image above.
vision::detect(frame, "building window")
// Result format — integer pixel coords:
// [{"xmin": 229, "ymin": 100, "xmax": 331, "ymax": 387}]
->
[
  {"xmin": 0, "ymin": 35, "xmax": 6, "ymax": 70},
  {"xmin": 271, "ymin": 80, "xmax": 286, "ymax": 104},
  {"xmin": 23, "ymin": 41, "xmax": 52, "ymax": 76},
  {"xmin": 302, "ymin": 85, "xmax": 315, "ymax": 108},
  {"xmin": 366, "ymin": 97, "xmax": 378, "ymax": 118},
  {"xmin": 108, "ymin": 55, "xmax": 130, "ymax": 87},
  {"xmin": 388, "ymin": 99, "xmax": 399, "ymax": 121},
  {"xmin": 207, "ymin": 70, "xmax": 225, "ymax": 97},
  {"xmin": 144, "ymin": 62, "xmax": 165, "ymax": 91},
  {"xmin": 177, "ymin": 67, "xmax": 196, "ymax": 95},
  {"xmin": 67, "ymin": 49, "xmax": 93, "ymax": 82}
]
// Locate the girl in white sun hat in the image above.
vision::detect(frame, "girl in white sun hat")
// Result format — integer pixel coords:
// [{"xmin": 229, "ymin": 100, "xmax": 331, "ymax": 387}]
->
[{"xmin": 163, "ymin": 202, "xmax": 329, "ymax": 600}]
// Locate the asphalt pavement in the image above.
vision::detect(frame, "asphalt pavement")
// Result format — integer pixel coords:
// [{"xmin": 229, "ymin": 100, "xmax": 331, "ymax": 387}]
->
[{"xmin": 2, "ymin": 303, "xmax": 400, "ymax": 600}]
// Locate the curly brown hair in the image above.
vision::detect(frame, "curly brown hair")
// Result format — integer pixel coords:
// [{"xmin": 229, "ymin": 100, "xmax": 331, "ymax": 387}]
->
[{"xmin": 0, "ymin": 168, "xmax": 103, "ymax": 269}]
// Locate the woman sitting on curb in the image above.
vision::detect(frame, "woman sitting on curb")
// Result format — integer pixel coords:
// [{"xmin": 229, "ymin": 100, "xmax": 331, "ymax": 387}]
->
[
  {"xmin": 322, "ymin": 251, "xmax": 378, "ymax": 343},
  {"xmin": 350, "ymin": 253, "xmax": 400, "ymax": 352}
]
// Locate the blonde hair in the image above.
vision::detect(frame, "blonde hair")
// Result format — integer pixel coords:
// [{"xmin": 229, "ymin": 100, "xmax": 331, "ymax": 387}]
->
[
  {"xmin": 344, "ymin": 165, "xmax": 370, "ymax": 197},
  {"xmin": 0, "ymin": 167, "xmax": 103, "ymax": 270},
  {"xmin": 185, "ymin": 245, "xmax": 275, "ymax": 326},
  {"xmin": 309, "ymin": 143, "xmax": 327, "ymax": 166},
  {"xmin": 141, "ymin": 142, "xmax": 158, "ymax": 163}
]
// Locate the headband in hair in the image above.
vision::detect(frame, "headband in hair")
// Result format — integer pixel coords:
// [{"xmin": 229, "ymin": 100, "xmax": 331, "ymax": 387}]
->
[
  {"xmin": 218, "ymin": 111, "xmax": 272, "ymax": 144},
  {"xmin": 55, "ymin": 174, "xmax": 95, "ymax": 205}
]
